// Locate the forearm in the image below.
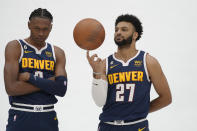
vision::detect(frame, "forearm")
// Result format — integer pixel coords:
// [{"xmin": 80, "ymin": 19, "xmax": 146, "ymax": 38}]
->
[
  {"xmin": 28, "ymin": 74, "xmax": 67, "ymax": 97},
  {"xmin": 149, "ymin": 96, "xmax": 172, "ymax": 113},
  {"xmin": 6, "ymin": 81, "xmax": 40, "ymax": 96},
  {"xmin": 92, "ymin": 78, "xmax": 108, "ymax": 107}
]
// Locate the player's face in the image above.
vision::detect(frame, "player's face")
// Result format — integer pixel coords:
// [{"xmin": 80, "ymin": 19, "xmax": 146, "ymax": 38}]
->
[
  {"xmin": 114, "ymin": 21, "xmax": 135, "ymax": 47},
  {"xmin": 28, "ymin": 17, "xmax": 52, "ymax": 44}
]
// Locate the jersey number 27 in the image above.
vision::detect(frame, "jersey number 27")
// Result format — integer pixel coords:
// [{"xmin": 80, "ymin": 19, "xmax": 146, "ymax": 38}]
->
[{"xmin": 116, "ymin": 83, "xmax": 135, "ymax": 102}]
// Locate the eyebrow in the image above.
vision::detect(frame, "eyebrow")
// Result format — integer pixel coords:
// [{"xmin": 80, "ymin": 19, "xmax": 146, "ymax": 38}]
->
[
  {"xmin": 121, "ymin": 26, "xmax": 128, "ymax": 28},
  {"xmin": 116, "ymin": 26, "xmax": 128, "ymax": 28}
]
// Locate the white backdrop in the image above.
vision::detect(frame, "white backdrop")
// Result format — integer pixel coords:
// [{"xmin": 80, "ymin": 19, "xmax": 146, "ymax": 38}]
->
[{"xmin": 0, "ymin": 0, "xmax": 197, "ymax": 130}]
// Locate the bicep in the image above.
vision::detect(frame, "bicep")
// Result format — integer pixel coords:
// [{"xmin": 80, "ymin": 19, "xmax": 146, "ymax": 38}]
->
[
  {"xmin": 4, "ymin": 42, "xmax": 20, "ymax": 90},
  {"xmin": 54, "ymin": 46, "xmax": 67, "ymax": 77},
  {"xmin": 147, "ymin": 55, "xmax": 170, "ymax": 96}
]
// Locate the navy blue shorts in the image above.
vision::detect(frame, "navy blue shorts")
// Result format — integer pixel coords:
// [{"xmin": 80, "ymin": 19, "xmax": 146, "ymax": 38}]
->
[
  {"xmin": 98, "ymin": 120, "xmax": 149, "ymax": 131},
  {"xmin": 6, "ymin": 109, "xmax": 59, "ymax": 131}
]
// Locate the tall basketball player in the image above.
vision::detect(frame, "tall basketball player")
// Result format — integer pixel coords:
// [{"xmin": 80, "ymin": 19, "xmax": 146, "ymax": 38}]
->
[
  {"xmin": 4, "ymin": 8, "xmax": 67, "ymax": 131},
  {"xmin": 87, "ymin": 14, "xmax": 172, "ymax": 131}
]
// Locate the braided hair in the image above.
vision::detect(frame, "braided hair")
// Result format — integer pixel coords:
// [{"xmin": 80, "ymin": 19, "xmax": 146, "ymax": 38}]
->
[{"xmin": 29, "ymin": 8, "xmax": 53, "ymax": 22}]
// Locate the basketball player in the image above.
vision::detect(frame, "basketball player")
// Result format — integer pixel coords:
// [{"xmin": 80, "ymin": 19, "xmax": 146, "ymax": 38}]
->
[
  {"xmin": 87, "ymin": 14, "xmax": 172, "ymax": 131},
  {"xmin": 4, "ymin": 8, "xmax": 67, "ymax": 131}
]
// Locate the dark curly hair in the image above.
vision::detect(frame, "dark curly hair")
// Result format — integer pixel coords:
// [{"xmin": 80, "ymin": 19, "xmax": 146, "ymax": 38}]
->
[
  {"xmin": 29, "ymin": 8, "xmax": 53, "ymax": 22},
  {"xmin": 115, "ymin": 14, "xmax": 143, "ymax": 41}
]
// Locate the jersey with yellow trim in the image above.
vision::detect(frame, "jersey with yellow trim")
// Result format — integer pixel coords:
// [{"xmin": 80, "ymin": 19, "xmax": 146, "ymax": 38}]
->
[
  {"xmin": 9, "ymin": 39, "xmax": 57, "ymax": 105},
  {"xmin": 99, "ymin": 50, "xmax": 152, "ymax": 122}
]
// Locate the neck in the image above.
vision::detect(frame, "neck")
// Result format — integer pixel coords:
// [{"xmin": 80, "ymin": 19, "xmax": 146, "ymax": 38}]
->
[
  {"xmin": 116, "ymin": 42, "xmax": 138, "ymax": 62},
  {"xmin": 25, "ymin": 37, "xmax": 46, "ymax": 50}
]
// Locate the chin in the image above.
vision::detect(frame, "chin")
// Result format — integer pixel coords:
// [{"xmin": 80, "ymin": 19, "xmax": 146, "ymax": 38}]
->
[
  {"xmin": 115, "ymin": 41, "xmax": 131, "ymax": 47},
  {"xmin": 36, "ymin": 39, "xmax": 46, "ymax": 43}
]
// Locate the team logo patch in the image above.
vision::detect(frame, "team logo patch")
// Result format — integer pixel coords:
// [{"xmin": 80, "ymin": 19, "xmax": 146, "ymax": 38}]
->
[
  {"xmin": 45, "ymin": 51, "xmax": 52, "ymax": 57},
  {"xmin": 134, "ymin": 60, "xmax": 142, "ymax": 67},
  {"xmin": 34, "ymin": 106, "xmax": 43, "ymax": 111}
]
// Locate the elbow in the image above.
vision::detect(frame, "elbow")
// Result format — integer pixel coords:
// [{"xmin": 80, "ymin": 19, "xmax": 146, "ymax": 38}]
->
[
  {"xmin": 167, "ymin": 95, "xmax": 172, "ymax": 105},
  {"xmin": 92, "ymin": 95, "xmax": 106, "ymax": 107},
  {"xmin": 56, "ymin": 86, "xmax": 67, "ymax": 97},
  {"xmin": 166, "ymin": 92, "xmax": 172, "ymax": 106},
  {"xmin": 6, "ymin": 90, "xmax": 13, "ymax": 96},
  {"xmin": 57, "ymin": 92, "xmax": 66, "ymax": 97},
  {"xmin": 55, "ymin": 76, "xmax": 67, "ymax": 97},
  {"xmin": 5, "ymin": 86, "xmax": 16, "ymax": 96},
  {"xmin": 162, "ymin": 95, "xmax": 172, "ymax": 107}
]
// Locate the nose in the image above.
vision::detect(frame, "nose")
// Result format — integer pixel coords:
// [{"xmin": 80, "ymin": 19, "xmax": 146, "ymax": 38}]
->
[
  {"xmin": 38, "ymin": 30, "xmax": 44, "ymax": 36},
  {"xmin": 116, "ymin": 30, "xmax": 121, "ymax": 36}
]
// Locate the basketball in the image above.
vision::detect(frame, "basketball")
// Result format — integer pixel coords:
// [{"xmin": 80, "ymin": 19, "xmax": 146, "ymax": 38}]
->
[{"xmin": 73, "ymin": 18, "xmax": 105, "ymax": 50}]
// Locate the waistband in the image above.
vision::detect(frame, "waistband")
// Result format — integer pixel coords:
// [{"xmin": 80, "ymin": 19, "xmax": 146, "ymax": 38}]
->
[
  {"xmin": 11, "ymin": 102, "xmax": 54, "ymax": 112},
  {"xmin": 104, "ymin": 118, "xmax": 147, "ymax": 126}
]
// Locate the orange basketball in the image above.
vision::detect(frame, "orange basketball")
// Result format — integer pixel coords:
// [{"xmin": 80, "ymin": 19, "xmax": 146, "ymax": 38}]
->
[{"xmin": 73, "ymin": 18, "xmax": 105, "ymax": 50}]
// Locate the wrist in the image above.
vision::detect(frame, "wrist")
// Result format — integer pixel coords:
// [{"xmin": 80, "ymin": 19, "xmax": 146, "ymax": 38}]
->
[
  {"xmin": 93, "ymin": 72, "xmax": 102, "ymax": 75},
  {"xmin": 93, "ymin": 72, "xmax": 106, "ymax": 79}
]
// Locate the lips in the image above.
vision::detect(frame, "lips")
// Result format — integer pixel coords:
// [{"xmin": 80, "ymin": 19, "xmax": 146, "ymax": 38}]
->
[
  {"xmin": 115, "ymin": 37, "xmax": 123, "ymax": 41},
  {"xmin": 36, "ymin": 37, "xmax": 45, "ymax": 42}
]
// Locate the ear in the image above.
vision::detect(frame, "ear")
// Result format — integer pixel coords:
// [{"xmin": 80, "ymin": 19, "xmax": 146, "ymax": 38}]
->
[
  {"xmin": 28, "ymin": 21, "xmax": 31, "ymax": 30},
  {"xmin": 50, "ymin": 23, "xmax": 53, "ymax": 31},
  {"xmin": 133, "ymin": 32, "xmax": 138, "ymax": 40}
]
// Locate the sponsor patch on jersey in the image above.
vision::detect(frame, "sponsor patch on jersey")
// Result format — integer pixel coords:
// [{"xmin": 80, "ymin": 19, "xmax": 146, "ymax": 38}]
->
[
  {"xmin": 45, "ymin": 51, "xmax": 52, "ymax": 57},
  {"xmin": 134, "ymin": 60, "xmax": 142, "ymax": 67},
  {"xmin": 24, "ymin": 50, "xmax": 33, "ymax": 53}
]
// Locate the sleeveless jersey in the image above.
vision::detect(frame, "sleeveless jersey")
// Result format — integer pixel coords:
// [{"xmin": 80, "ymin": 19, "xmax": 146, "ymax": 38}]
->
[
  {"xmin": 99, "ymin": 50, "xmax": 152, "ymax": 122},
  {"xmin": 9, "ymin": 39, "xmax": 57, "ymax": 105}
]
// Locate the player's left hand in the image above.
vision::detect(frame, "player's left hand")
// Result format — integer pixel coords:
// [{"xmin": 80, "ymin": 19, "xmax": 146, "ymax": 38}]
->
[{"xmin": 19, "ymin": 72, "xmax": 30, "ymax": 82}]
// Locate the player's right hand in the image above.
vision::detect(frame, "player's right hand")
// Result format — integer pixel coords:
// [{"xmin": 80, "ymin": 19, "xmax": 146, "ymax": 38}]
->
[{"xmin": 86, "ymin": 51, "xmax": 104, "ymax": 74}]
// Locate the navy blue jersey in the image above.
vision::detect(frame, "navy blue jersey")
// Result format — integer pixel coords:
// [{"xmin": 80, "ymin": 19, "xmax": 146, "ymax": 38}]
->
[
  {"xmin": 9, "ymin": 39, "xmax": 57, "ymax": 105},
  {"xmin": 99, "ymin": 50, "xmax": 151, "ymax": 122}
]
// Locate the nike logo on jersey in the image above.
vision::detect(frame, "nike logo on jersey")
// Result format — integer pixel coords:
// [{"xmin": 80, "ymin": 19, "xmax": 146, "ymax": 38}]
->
[
  {"xmin": 138, "ymin": 127, "xmax": 146, "ymax": 131},
  {"xmin": 24, "ymin": 51, "xmax": 33, "ymax": 53},
  {"xmin": 110, "ymin": 64, "xmax": 119, "ymax": 69}
]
